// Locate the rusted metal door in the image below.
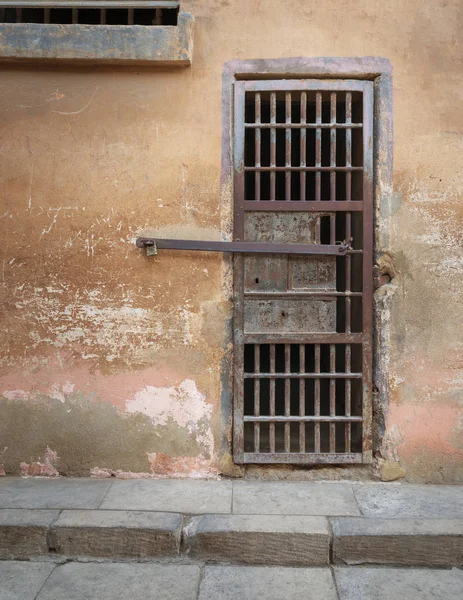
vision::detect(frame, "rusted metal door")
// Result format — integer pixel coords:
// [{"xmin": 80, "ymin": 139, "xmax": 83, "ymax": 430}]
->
[{"xmin": 233, "ymin": 79, "xmax": 373, "ymax": 464}]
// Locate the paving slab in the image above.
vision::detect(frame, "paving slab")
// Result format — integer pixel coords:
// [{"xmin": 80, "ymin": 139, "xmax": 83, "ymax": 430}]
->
[
  {"xmin": 50, "ymin": 510, "xmax": 182, "ymax": 558},
  {"xmin": 100, "ymin": 479, "xmax": 232, "ymax": 514},
  {"xmin": 334, "ymin": 566, "xmax": 463, "ymax": 600},
  {"xmin": 354, "ymin": 484, "xmax": 463, "ymax": 518},
  {"xmin": 332, "ymin": 517, "xmax": 463, "ymax": 566},
  {"xmin": 0, "ymin": 478, "xmax": 112, "ymax": 509},
  {"xmin": 36, "ymin": 562, "xmax": 200, "ymax": 600},
  {"xmin": 232, "ymin": 481, "xmax": 360, "ymax": 516},
  {"xmin": 0, "ymin": 509, "xmax": 58, "ymax": 559},
  {"xmin": 0, "ymin": 561, "xmax": 55, "ymax": 600},
  {"xmin": 198, "ymin": 566, "xmax": 337, "ymax": 600},
  {"xmin": 184, "ymin": 514, "xmax": 330, "ymax": 565}
]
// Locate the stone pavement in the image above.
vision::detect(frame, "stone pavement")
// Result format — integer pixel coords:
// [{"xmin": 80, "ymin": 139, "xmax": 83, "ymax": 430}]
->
[
  {"xmin": 1, "ymin": 561, "xmax": 463, "ymax": 600},
  {"xmin": 0, "ymin": 477, "xmax": 462, "ymax": 598}
]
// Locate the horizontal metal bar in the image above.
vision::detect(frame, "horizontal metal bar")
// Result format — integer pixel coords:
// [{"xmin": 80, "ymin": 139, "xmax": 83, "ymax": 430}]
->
[
  {"xmin": 242, "ymin": 452, "xmax": 363, "ymax": 464},
  {"xmin": 243, "ymin": 333, "xmax": 364, "ymax": 344},
  {"xmin": 136, "ymin": 238, "xmax": 348, "ymax": 255},
  {"xmin": 243, "ymin": 415, "xmax": 363, "ymax": 422},
  {"xmin": 245, "ymin": 123, "xmax": 362, "ymax": 129},
  {"xmin": 244, "ymin": 291, "xmax": 363, "ymax": 298},
  {"xmin": 244, "ymin": 166, "xmax": 363, "ymax": 172},
  {"xmin": 0, "ymin": 1, "xmax": 179, "ymax": 7},
  {"xmin": 243, "ymin": 201, "xmax": 364, "ymax": 211},
  {"xmin": 247, "ymin": 294, "xmax": 337, "ymax": 302},
  {"xmin": 243, "ymin": 373, "xmax": 362, "ymax": 379},
  {"xmin": 243, "ymin": 79, "xmax": 370, "ymax": 92}
]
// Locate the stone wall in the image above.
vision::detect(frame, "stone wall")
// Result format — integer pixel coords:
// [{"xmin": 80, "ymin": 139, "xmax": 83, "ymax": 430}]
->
[{"xmin": 0, "ymin": 0, "xmax": 461, "ymax": 482}]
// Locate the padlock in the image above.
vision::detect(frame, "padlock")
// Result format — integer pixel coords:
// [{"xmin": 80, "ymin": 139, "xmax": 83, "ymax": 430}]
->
[{"xmin": 146, "ymin": 243, "xmax": 157, "ymax": 256}]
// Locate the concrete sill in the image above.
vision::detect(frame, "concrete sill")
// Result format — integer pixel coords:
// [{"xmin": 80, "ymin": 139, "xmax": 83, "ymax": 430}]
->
[{"xmin": 0, "ymin": 12, "xmax": 193, "ymax": 66}]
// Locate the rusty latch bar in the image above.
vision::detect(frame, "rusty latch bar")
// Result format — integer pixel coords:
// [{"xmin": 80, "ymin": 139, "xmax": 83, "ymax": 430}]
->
[{"xmin": 136, "ymin": 238, "xmax": 352, "ymax": 256}]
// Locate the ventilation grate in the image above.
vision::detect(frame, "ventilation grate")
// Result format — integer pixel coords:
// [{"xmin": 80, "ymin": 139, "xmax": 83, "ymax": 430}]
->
[{"xmin": 0, "ymin": 2, "xmax": 179, "ymax": 26}]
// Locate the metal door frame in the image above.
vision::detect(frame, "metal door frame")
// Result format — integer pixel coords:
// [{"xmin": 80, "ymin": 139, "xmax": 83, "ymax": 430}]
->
[{"xmin": 222, "ymin": 59, "xmax": 393, "ymax": 466}]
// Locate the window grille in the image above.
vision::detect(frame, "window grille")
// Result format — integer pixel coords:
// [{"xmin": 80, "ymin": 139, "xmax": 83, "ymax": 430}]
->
[{"xmin": 0, "ymin": 1, "xmax": 179, "ymax": 26}]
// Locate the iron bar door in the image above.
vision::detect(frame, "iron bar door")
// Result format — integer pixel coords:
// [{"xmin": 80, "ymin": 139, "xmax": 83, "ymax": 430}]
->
[{"xmin": 233, "ymin": 79, "xmax": 373, "ymax": 464}]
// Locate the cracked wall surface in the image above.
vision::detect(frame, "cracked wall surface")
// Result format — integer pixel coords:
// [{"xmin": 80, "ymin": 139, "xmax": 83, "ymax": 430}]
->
[{"xmin": 1, "ymin": 0, "xmax": 462, "ymax": 482}]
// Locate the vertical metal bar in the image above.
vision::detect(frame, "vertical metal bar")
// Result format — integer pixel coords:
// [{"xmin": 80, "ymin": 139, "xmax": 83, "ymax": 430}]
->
[
  {"xmin": 330, "ymin": 92, "xmax": 336, "ymax": 200},
  {"xmin": 255, "ymin": 93, "xmax": 261, "ymax": 202},
  {"xmin": 362, "ymin": 81, "xmax": 374, "ymax": 461},
  {"xmin": 254, "ymin": 345, "xmax": 260, "ymax": 453},
  {"xmin": 284, "ymin": 344, "xmax": 291, "ymax": 452},
  {"xmin": 299, "ymin": 344, "xmax": 305, "ymax": 452},
  {"xmin": 270, "ymin": 93, "xmax": 276, "ymax": 201},
  {"xmin": 346, "ymin": 92, "xmax": 352, "ymax": 202},
  {"xmin": 285, "ymin": 93, "xmax": 291, "ymax": 201},
  {"xmin": 315, "ymin": 216, "xmax": 321, "ymax": 244},
  {"xmin": 72, "ymin": 8, "xmax": 78, "ymax": 24},
  {"xmin": 269, "ymin": 344, "xmax": 275, "ymax": 452},
  {"xmin": 346, "ymin": 211, "xmax": 352, "ymax": 333},
  {"xmin": 315, "ymin": 92, "xmax": 322, "ymax": 201},
  {"xmin": 155, "ymin": 8, "xmax": 162, "ymax": 25},
  {"xmin": 234, "ymin": 82, "xmax": 246, "ymax": 242},
  {"xmin": 330, "ymin": 92, "xmax": 337, "ymax": 200},
  {"xmin": 329, "ymin": 344, "xmax": 336, "ymax": 453},
  {"xmin": 128, "ymin": 8, "xmax": 134, "ymax": 25},
  {"xmin": 300, "ymin": 92, "xmax": 307, "ymax": 201},
  {"xmin": 330, "ymin": 214, "xmax": 336, "ymax": 245},
  {"xmin": 100, "ymin": 8, "xmax": 106, "ymax": 24},
  {"xmin": 232, "ymin": 82, "xmax": 246, "ymax": 463},
  {"xmin": 345, "ymin": 93, "xmax": 353, "ymax": 336},
  {"xmin": 44, "ymin": 8, "xmax": 50, "ymax": 23},
  {"xmin": 232, "ymin": 315, "xmax": 244, "ymax": 463},
  {"xmin": 345, "ymin": 344, "xmax": 352, "ymax": 452},
  {"xmin": 15, "ymin": 7, "xmax": 22, "ymax": 22},
  {"xmin": 330, "ymin": 92, "xmax": 336, "ymax": 244},
  {"xmin": 314, "ymin": 344, "xmax": 320, "ymax": 452}
]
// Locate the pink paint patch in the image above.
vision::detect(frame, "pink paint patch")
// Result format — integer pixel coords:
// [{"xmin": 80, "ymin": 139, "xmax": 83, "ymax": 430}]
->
[
  {"xmin": 0, "ymin": 465, "xmax": 5, "ymax": 477},
  {"xmin": 20, "ymin": 446, "xmax": 60, "ymax": 477},
  {"xmin": 2, "ymin": 389, "xmax": 29, "ymax": 400},
  {"xmin": 148, "ymin": 453, "xmax": 220, "ymax": 479},
  {"xmin": 387, "ymin": 403, "xmax": 463, "ymax": 461},
  {"xmin": 0, "ymin": 353, "xmax": 192, "ymax": 410}
]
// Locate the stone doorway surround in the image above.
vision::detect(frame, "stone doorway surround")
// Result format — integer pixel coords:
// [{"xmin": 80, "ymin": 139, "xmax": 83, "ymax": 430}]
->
[{"xmin": 220, "ymin": 57, "xmax": 394, "ymax": 474}]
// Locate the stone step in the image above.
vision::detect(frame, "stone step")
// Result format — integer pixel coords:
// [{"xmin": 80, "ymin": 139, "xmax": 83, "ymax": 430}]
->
[
  {"xmin": 49, "ymin": 510, "xmax": 183, "ymax": 558},
  {"xmin": 1, "ymin": 508, "xmax": 462, "ymax": 567},
  {"xmin": 0, "ymin": 509, "xmax": 183, "ymax": 560},
  {"xmin": 184, "ymin": 514, "xmax": 330, "ymax": 566},
  {"xmin": 332, "ymin": 518, "xmax": 463, "ymax": 567},
  {"xmin": 0, "ymin": 509, "xmax": 59, "ymax": 559}
]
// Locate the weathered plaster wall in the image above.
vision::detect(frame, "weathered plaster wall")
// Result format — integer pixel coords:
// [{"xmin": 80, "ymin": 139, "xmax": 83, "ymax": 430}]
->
[{"xmin": 1, "ymin": 0, "xmax": 462, "ymax": 482}]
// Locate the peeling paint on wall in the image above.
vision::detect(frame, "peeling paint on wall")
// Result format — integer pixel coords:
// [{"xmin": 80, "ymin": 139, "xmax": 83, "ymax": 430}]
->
[
  {"xmin": 126, "ymin": 379, "xmax": 215, "ymax": 459},
  {"xmin": 20, "ymin": 446, "xmax": 60, "ymax": 477}
]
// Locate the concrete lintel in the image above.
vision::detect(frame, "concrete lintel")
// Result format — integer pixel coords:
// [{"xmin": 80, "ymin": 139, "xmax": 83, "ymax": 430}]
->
[
  {"xmin": 0, "ymin": 12, "xmax": 194, "ymax": 65},
  {"xmin": 223, "ymin": 56, "xmax": 392, "ymax": 80}
]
